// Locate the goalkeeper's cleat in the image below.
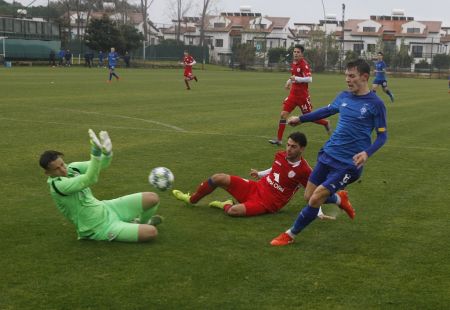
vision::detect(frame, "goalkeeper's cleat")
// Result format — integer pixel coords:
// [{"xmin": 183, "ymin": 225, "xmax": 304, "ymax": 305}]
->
[
  {"xmin": 172, "ymin": 190, "xmax": 192, "ymax": 205},
  {"xmin": 268, "ymin": 139, "xmax": 282, "ymax": 146},
  {"xmin": 270, "ymin": 232, "xmax": 294, "ymax": 246},
  {"xmin": 147, "ymin": 215, "xmax": 163, "ymax": 226},
  {"xmin": 208, "ymin": 199, "xmax": 233, "ymax": 209},
  {"xmin": 337, "ymin": 190, "xmax": 355, "ymax": 219}
]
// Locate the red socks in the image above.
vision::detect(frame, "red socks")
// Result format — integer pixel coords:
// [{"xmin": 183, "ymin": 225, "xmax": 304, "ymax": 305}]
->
[
  {"xmin": 277, "ymin": 119, "xmax": 287, "ymax": 141},
  {"xmin": 190, "ymin": 179, "xmax": 216, "ymax": 203}
]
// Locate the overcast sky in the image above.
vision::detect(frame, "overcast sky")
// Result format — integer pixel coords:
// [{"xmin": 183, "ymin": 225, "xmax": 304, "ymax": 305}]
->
[
  {"xmin": 146, "ymin": 0, "xmax": 450, "ymax": 27},
  {"xmin": 12, "ymin": 0, "xmax": 450, "ymax": 26}
]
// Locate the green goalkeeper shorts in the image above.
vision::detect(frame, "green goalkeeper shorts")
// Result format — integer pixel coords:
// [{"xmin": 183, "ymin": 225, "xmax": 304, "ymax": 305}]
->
[{"xmin": 94, "ymin": 193, "xmax": 144, "ymax": 242}]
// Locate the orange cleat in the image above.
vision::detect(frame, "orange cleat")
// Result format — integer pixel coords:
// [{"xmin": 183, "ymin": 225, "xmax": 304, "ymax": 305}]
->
[
  {"xmin": 337, "ymin": 190, "xmax": 355, "ymax": 219},
  {"xmin": 270, "ymin": 232, "xmax": 294, "ymax": 246}
]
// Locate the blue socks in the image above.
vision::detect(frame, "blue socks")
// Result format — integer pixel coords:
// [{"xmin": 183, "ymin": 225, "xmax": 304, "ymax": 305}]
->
[
  {"xmin": 290, "ymin": 205, "xmax": 319, "ymax": 235},
  {"xmin": 325, "ymin": 193, "xmax": 338, "ymax": 204}
]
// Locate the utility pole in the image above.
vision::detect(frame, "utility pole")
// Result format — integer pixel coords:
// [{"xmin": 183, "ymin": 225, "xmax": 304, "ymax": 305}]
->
[{"xmin": 321, "ymin": 0, "xmax": 327, "ymax": 70}]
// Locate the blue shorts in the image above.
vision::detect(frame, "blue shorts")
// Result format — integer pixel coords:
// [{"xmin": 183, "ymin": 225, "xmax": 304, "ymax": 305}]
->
[
  {"xmin": 373, "ymin": 79, "xmax": 387, "ymax": 87},
  {"xmin": 309, "ymin": 151, "xmax": 362, "ymax": 194}
]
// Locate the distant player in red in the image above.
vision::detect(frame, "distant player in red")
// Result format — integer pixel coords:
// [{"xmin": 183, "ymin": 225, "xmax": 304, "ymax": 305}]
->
[
  {"xmin": 181, "ymin": 50, "xmax": 198, "ymax": 90},
  {"xmin": 172, "ymin": 132, "xmax": 336, "ymax": 218},
  {"xmin": 269, "ymin": 45, "xmax": 331, "ymax": 146}
]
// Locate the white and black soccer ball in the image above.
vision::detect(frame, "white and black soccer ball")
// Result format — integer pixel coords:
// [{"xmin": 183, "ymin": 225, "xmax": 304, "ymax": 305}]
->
[{"xmin": 149, "ymin": 167, "xmax": 174, "ymax": 191}]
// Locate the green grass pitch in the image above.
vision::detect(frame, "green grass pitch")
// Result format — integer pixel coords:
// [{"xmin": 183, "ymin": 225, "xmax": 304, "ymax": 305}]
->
[{"xmin": 0, "ymin": 66, "xmax": 449, "ymax": 309}]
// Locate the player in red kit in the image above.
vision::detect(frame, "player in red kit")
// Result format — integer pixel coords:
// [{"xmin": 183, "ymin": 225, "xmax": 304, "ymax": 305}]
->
[
  {"xmin": 172, "ymin": 132, "xmax": 336, "ymax": 219},
  {"xmin": 181, "ymin": 50, "xmax": 198, "ymax": 90},
  {"xmin": 269, "ymin": 45, "xmax": 331, "ymax": 146}
]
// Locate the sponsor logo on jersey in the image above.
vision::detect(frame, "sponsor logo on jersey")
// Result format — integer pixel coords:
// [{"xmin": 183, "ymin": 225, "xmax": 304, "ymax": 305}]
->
[{"xmin": 266, "ymin": 176, "xmax": 285, "ymax": 192}]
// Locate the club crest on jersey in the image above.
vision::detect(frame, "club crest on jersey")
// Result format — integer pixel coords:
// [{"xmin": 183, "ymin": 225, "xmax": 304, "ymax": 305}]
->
[
  {"xmin": 359, "ymin": 104, "xmax": 369, "ymax": 119},
  {"xmin": 297, "ymin": 68, "xmax": 300, "ymax": 72},
  {"xmin": 288, "ymin": 170, "xmax": 296, "ymax": 178}
]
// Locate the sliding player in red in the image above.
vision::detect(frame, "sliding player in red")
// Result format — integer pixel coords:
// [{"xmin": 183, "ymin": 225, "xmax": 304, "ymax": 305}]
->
[
  {"xmin": 269, "ymin": 45, "xmax": 331, "ymax": 146},
  {"xmin": 181, "ymin": 50, "xmax": 198, "ymax": 90},
  {"xmin": 172, "ymin": 132, "xmax": 351, "ymax": 218}
]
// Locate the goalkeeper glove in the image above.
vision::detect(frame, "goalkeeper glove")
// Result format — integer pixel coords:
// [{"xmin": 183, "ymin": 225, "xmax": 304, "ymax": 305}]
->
[
  {"xmin": 88, "ymin": 129, "xmax": 102, "ymax": 157},
  {"xmin": 99, "ymin": 131, "xmax": 112, "ymax": 155}
]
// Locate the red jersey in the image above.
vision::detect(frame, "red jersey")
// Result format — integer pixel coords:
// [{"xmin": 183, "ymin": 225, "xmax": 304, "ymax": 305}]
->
[
  {"xmin": 289, "ymin": 58, "xmax": 311, "ymax": 98},
  {"xmin": 258, "ymin": 151, "xmax": 312, "ymax": 212},
  {"xmin": 183, "ymin": 55, "xmax": 195, "ymax": 66}
]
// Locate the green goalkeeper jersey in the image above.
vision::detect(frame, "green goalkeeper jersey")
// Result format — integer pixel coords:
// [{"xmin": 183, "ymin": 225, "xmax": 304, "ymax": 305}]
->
[{"xmin": 47, "ymin": 154, "xmax": 112, "ymax": 238}]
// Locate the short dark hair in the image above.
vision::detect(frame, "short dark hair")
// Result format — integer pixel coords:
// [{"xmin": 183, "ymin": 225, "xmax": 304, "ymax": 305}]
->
[
  {"xmin": 288, "ymin": 132, "xmax": 307, "ymax": 147},
  {"xmin": 346, "ymin": 58, "xmax": 371, "ymax": 76},
  {"xmin": 39, "ymin": 150, "xmax": 63, "ymax": 169},
  {"xmin": 294, "ymin": 44, "xmax": 305, "ymax": 53},
  {"xmin": 377, "ymin": 51, "xmax": 384, "ymax": 56}
]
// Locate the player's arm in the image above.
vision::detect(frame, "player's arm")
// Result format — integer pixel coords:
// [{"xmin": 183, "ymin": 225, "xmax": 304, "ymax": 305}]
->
[
  {"xmin": 190, "ymin": 60, "xmax": 197, "ymax": 66},
  {"xmin": 52, "ymin": 130, "xmax": 112, "ymax": 195},
  {"xmin": 292, "ymin": 76, "xmax": 312, "ymax": 83},
  {"xmin": 353, "ymin": 102, "xmax": 388, "ymax": 168},
  {"xmin": 288, "ymin": 105, "xmax": 335, "ymax": 126},
  {"xmin": 288, "ymin": 93, "xmax": 342, "ymax": 126},
  {"xmin": 250, "ymin": 168, "xmax": 271, "ymax": 179}
]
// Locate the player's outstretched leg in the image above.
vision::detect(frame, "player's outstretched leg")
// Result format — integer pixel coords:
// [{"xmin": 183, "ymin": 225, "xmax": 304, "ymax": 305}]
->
[
  {"xmin": 172, "ymin": 190, "xmax": 192, "ymax": 205},
  {"xmin": 194, "ymin": 76, "xmax": 198, "ymax": 82},
  {"xmin": 184, "ymin": 80, "xmax": 190, "ymax": 90},
  {"xmin": 208, "ymin": 199, "xmax": 233, "ymax": 209},
  {"xmin": 336, "ymin": 190, "xmax": 355, "ymax": 219}
]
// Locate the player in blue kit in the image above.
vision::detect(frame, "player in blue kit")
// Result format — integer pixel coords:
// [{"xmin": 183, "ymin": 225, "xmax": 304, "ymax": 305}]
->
[
  {"xmin": 271, "ymin": 59, "xmax": 388, "ymax": 246},
  {"xmin": 107, "ymin": 47, "xmax": 120, "ymax": 82},
  {"xmin": 372, "ymin": 52, "xmax": 394, "ymax": 102}
]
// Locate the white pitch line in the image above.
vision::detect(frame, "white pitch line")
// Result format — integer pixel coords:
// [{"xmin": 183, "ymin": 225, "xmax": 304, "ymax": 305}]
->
[
  {"xmin": 1, "ymin": 116, "xmax": 449, "ymax": 152},
  {"xmin": 53, "ymin": 108, "xmax": 186, "ymax": 132}
]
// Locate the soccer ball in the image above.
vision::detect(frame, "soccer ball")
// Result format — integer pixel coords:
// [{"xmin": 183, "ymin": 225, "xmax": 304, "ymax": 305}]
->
[{"xmin": 148, "ymin": 167, "xmax": 174, "ymax": 191}]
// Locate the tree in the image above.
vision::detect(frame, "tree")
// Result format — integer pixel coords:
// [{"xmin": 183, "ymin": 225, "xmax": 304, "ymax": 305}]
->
[
  {"xmin": 118, "ymin": 23, "xmax": 144, "ymax": 54},
  {"xmin": 167, "ymin": 0, "xmax": 192, "ymax": 43},
  {"xmin": 233, "ymin": 43, "xmax": 255, "ymax": 70},
  {"xmin": 391, "ymin": 39, "xmax": 412, "ymax": 69},
  {"xmin": 345, "ymin": 50, "xmax": 359, "ymax": 62},
  {"xmin": 267, "ymin": 47, "xmax": 287, "ymax": 64},
  {"xmin": 432, "ymin": 54, "xmax": 450, "ymax": 71},
  {"xmin": 198, "ymin": 0, "xmax": 214, "ymax": 66},
  {"xmin": 140, "ymin": 0, "xmax": 155, "ymax": 41},
  {"xmin": 85, "ymin": 15, "xmax": 121, "ymax": 52}
]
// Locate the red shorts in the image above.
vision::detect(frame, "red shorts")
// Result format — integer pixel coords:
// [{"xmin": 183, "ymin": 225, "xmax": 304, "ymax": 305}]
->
[
  {"xmin": 184, "ymin": 67, "xmax": 193, "ymax": 78},
  {"xmin": 282, "ymin": 95, "xmax": 313, "ymax": 114},
  {"xmin": 225, "ymin": 176, "xmax": 278, "ymax": 216}
]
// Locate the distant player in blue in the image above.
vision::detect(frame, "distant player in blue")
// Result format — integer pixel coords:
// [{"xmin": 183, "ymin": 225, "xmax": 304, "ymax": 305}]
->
[
  {"xmin": 107, "ymin": 47, "xmax": 120, "ymax": 82},
  {"xmin": 271, "ymin": 59, "xmax": 388, "ymax": 246},
  {"xmin": 372, "ymin": 52, "xmax": 394, "ymax": 102},
  {"xmin": 98, "ymin": 50, "xmax": 104, "ymax": 68}
]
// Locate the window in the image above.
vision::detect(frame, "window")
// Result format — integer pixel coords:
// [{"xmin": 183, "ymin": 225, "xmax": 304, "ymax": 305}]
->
[
  {"xmin": 407, "ymin": 27, "xmax": 420, "ymax": 33},
  {"xmin": 188, "ymin": 37, "xmax": 193, "ymax": 45},
  {"xmin": 363, "ymin": 26, "xmax": 376, "ymax": 32},
  {"xmin": 215, "ymin": 39, "xmax": 223, "ymax": 47},
  {"xmin": 411, "ymin": 45, "xmax": 423, "ymax": 58},
  {"xmin": 367, "ymin": 44, "xmax": 376, "ymax": 52},
  {"xmin": 353, "ymin": 43, "xmax": 364, "ymax": 54},
  {"xmin": 214, "ymin": 22, "xmax": 225, "ymax": 28}
]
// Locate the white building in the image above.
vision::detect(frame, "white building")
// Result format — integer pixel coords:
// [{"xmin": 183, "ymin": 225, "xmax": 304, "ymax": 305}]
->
[
  {"xmin": 162, "ymin": 7, "xmax": 291, "ymax": 64},
  {"xmin": 342, "ymin": 10, "xmax": 445, "ymax": 63}
]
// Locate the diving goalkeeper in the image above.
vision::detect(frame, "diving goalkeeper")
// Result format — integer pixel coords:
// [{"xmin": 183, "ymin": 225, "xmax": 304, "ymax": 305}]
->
[{"xmin": 39, "ymin": 129, "xmax": 162, "ymax": 242}]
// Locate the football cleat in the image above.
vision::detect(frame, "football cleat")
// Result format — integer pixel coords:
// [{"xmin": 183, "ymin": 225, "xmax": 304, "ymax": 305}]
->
[
  {"xmin": 270, "ymin": 232, "xmax": 294, "ymax": 246},
  {"xmin": 208, "ymin": 199, "xmax": 233, "ymax": 209},
  {"xmin": 337, "ymin": 190, "xmax": 355, "ymax": 219},
  {"xmin": 268, "ymin": 139, "xmax": 282, "ymax": 146},
  {"xmin": 172, "ymin": 189, "xmax": 192, "ymax": 205},
  {"xmin": 147, "ymin": 215, "xmax": 163, "ymax": 226}
]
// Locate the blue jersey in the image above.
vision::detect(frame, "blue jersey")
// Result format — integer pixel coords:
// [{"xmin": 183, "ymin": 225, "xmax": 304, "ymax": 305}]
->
[
  {"xmin": 322, "ymin": 91, "xmax": 387, "ymax": 166},
  {"xmin": 108, "ymin": 52, "xmax": 119, "ymax": 67},
  {"xmin": 375, "ymin": 60, "xmax": 386, "ymax": 80}
]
